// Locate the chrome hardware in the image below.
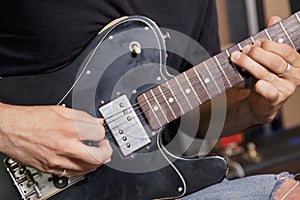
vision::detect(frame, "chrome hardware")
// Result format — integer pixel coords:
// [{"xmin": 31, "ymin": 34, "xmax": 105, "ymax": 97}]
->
[
  {"xmin": 163, "ymin": 32, "xmax": 171, "ymax": 40},
  {"xmin": 129, "ymin": 41, "xmax": 142, "ymax": 55},
  {"xmin": 4, "ymin": 158, "xmax": 84, "ymax": 200},
  {"xmin": 99, "ymin": 95, "xmax": 151, "ymax": 156}
]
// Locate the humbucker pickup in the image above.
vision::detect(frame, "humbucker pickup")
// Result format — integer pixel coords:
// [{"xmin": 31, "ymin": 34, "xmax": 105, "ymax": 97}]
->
[{"xmin": 99, "ymin": 94, "xmax": 151, "ymax": 157}]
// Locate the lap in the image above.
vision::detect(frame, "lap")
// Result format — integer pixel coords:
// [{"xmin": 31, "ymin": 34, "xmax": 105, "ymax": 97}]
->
[{"xmin": 182, "ymin": 172, "xmax": 294, "ymax": 200}]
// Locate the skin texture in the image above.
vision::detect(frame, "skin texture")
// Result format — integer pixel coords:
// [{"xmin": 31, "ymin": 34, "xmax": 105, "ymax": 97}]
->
[
  {"xmin": 226, "ymin": 16, "xmax": 300, "ymax": 134},
  {"xmin": 0, "ymin": 16, "xmax": 300, "ymax": 182},
  {"xmin": 230, "ymin": 16, "xmax": 300, "ymax": 199},
  {"xmin": 0, "ymin": 104, "xmax": 112, "ymax": 177}
]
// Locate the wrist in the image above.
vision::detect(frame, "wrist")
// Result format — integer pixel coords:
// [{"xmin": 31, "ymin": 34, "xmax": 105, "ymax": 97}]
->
[
  {"xmin": 223, "ymin": 98, "xmax": 260, "ymax": 137},
  {"xmin": 0, "ymin": 103, "xmax": 14, "ymax": 153}
]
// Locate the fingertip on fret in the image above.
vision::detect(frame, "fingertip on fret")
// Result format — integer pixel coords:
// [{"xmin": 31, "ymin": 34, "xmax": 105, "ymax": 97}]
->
[{"xmin": 231, "ymin": 51, "xmax": 241, "ymax": 62}]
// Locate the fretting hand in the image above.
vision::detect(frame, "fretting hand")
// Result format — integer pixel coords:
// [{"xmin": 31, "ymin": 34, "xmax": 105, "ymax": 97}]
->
[{"xmin": 230, "ymin": 16, "xmax": 300, "ymax": 125}]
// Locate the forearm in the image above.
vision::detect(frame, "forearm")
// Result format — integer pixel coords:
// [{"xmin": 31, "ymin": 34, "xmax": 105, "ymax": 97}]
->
[
  {"xmin": 196, "ymin": 86, "xmax": 261, "ymax": 139},
  {"xmin": 220, "ymin": 94, "xmax": 259, "ymax": 137},
  {"xmin": 0, "ymin": 102, "xmax": 11, "ymax": 154}
]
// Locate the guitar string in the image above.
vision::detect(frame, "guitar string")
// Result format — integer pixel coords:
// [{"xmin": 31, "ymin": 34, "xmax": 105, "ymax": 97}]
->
[
  {"xmin": 100, "ymin": 56, "xmax": 238, "ymax": 129},
  {"xmin": 99, "ymin": 58, "xmax": 236, "ymax": 143},
  {"xmin": 102, "ymin": 24, "xmax": 300, "ymax": 150},
  {"xmin": 103, "ymin": 54, "xmax": 244, "ymax": 132},
  {"xmin": 88, "ymin": 23, "xmax": 299, "ymax": 140},
  {"xmin": 79, "ymin": 18, "xmax": 299, "ymax": 130},
  {"xmin": 100, "ymin": 27, "xmax": 298, "ymax": 130}
]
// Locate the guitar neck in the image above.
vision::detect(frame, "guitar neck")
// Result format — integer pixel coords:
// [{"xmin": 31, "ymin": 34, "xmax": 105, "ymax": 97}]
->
[{"xmin": 138, "ymin": 11, "xmax": 300, "ymax": 130}]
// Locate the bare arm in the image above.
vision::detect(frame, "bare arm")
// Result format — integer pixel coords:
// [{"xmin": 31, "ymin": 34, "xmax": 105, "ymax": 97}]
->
[{"xmin": 0, "ymin": 103, "xmax": 112, "ymax": 177}]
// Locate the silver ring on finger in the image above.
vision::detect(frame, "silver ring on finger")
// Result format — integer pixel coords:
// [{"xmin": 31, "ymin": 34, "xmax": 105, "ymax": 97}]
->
[
  {"xmin": 58, "ymin": 168, "xmax": 67, "ymax": 177},
  {"xmin": 278, "ymin": 62, "xmax": 292, "ymax": 77}
]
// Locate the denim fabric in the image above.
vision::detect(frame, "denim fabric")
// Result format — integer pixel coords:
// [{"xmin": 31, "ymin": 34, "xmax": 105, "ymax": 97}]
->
[{"xmin": 181, "ymin": 172, "xmax": 294, "ymax": 200}]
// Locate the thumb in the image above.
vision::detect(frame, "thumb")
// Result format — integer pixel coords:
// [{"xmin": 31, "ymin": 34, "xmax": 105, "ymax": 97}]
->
[{"xmin": 266, "ymin": 16, "xmax": 282, "ymax": 27}]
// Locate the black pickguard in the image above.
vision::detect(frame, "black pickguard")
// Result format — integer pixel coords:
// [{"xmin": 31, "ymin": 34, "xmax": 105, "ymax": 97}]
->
[{"xmin": 0, "ymin": 16, "xmax": 227, "ymax": 200}]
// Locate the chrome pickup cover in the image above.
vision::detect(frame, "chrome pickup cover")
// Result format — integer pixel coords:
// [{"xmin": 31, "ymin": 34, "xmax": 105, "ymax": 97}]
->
[{"xmin": 99, "ymin": 94, "xmax": 151, "ymax": 157}]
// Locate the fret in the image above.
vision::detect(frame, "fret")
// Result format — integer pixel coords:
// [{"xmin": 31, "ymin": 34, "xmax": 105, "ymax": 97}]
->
[
  {"xmin": 203, "ymin": 61, "xmax": 222, "ymax": 94},
  {"xmin": 165, "ymin": 81, "xmax": 185, "ymax": 115},
  {"xmin": 138, "ymin": 12, "xmax": 300, "ymax": 131},
  {"xmin": 184, "ymin": 68, "xmax": 211, "ymax": 105},
  {"xmin": 264, "ymin": 29, "xmax": 272, "ymax": 40},
  {"xmin": 279, "ymin": 21, "xmax": 296, "ymax": 49},
  {"xmin": 142, "ymin": 93, "xmax": 162, "ymax": 128},
  {"xmin": 267, "ymin": 22, "xmax": 294, "ymax": 47},
  {"xmin": 183, "ymin": 71, "xmax": 202, "ymax": 104},
  {"xmin": 192, "ymin": 67, "xmax": 211, "ymax": 99},
  {"xmin": 237, "ymin": 43, "xmax": 243, "ymax": 51},
  {"xmin": 296, "ymin": 13, "xmax": 300, "ymax": 23},
  {"xmin": 252, "ymin": 30, "xmax": 266, "ymax": 41},
  {"xmin": 225, "ymin": 49, "xmax": 244, "ymax": 81},
  {"xmin": 158, "ymin": 85, "xmax": 177, "ymax": 120},
  {"xmin": 239, "ymin": 38, "xmax": 253, "ymax": 47},
  {"xmin": 218, "ymin": 52, "xmax": 245, "ymax": 86},
  {"xmin": 174, "ymin": 76, "xmax": 194, "ymax": 109},
  {"xmin": 214, "ymin": 56, "xmax": 232, "ymax": 87},
  {"xmin": 150, "ymin": 89, "xmax": 169, "ymax": 123},
  {"xmin": 160, "ymin": 82, "xmax": 183, "ymax": 118},
  {"xmin": 225, "ymin": 49, "xmax": 230, "ymax": 57}
]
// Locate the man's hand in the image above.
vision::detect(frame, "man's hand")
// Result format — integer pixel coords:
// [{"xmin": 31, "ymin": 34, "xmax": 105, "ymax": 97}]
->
[
  {"xmin": 230, "ymin": 16, "xmax": 300, "ymax": 125},
  {"xmin": 0, "ymin": 103, "xmax": 112, "ymax": 177}
]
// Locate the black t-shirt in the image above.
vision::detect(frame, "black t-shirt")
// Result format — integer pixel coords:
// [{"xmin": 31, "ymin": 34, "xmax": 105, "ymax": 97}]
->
[{"xmin": 0, "ymin": 0, "xmax": 220, "ymax": 76}]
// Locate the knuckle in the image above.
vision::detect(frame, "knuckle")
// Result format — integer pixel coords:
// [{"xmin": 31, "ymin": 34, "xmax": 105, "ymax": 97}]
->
[
  {"xmin": 282, "ymin": 44, "xmax": 295, "ymax": 59},
  {"xmin": 90, "ymin": 158, "xmax": 102, "ymax": 166},
  {"xmin": 46, "ymin": 157, "xmax": 61, "ymax": 168}
]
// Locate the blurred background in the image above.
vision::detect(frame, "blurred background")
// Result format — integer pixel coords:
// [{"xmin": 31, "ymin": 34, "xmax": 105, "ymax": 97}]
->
[{"xmin": 215, "ymin": 0, "xmax": 300, "ymax": 179}]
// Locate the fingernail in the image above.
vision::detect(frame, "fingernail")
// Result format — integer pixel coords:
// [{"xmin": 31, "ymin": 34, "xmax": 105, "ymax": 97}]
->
[
  {"xmin": 104, "ymin": 158, "xmax": 111, "ymax": 164},
  {"xmin": 242, "ymin": 45, "xmax": 251, "ymax": 54},
  {"xmin": 231, "ymin": 51, "xmax": 241, "ymax": 62},
  {"xmin": 97, "ymin": 118, "xmax": 104, "ymax": 124},
  {"xmin": 254, "ymin": 40, "xmax": 261, "ymax": 47}
]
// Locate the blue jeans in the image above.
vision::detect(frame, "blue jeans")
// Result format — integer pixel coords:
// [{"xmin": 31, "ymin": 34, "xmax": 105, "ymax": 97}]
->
[{"xmin": 182, "ymin": 172, "xmax": 296, "ymax": 200}]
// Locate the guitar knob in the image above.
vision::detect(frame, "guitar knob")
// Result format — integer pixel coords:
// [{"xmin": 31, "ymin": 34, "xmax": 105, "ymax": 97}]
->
[
  {"xmin": 163, "ymin": 32, "xmax": 171, "ymax": 40},
  {"xmin": 52, "ymin": 175, "xmax": 69, "ymax": 189},
  {"xmin": 129, "ymin": 41, "xmax": 141, "ymax": 55}
]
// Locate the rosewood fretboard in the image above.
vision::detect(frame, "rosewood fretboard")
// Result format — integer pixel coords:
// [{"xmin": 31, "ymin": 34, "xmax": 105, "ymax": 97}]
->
[{"xmin": 137, "ymin": 11, "xmax": 300, "ymax": 130}]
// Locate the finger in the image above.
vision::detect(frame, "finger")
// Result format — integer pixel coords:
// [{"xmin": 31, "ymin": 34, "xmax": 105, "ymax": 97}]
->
[
  {"xmin": 231, "ymin": 51, "xmax": 279, "ymax": 83},
  {"xmin": 52, "ymin": 106, "xmax": 101, "ymax": 123},
  {"xmin": 58, "ymin": 167, "xmax": 98, "ymax": 177},
  {"xmin": 254, "ymin": 80, "xmax": 279, "ymax": 103},
  {"xmin": 67, "ymin": 139, "xmax": 112, "ymax": 166},
  {"xmin": 52, "ymin": 106, "xmax": 105, "ymax": 141},
  {"xmin": 266, "ymin": 16, "xmax": 282, "ymax": 27},
  {"xmin": 258, "ymin": 40, "xmax": 299, "ymax": 67},
  {"xmin": 48, "ymin": 167, "xmax": 97, "ymax": 177},
  {"xmin": 241, "ymin": 43, "xmax": 288, "ymax": 76},
  {"xmin": 73, "ymin": 119, "xmax": 105, "ymax": 141}
]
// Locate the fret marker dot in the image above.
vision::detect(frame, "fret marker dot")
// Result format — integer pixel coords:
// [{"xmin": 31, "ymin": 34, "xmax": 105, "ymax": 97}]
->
[
  {"xmin": 278, "ymin": 38, "xmax": 284, "ymax": 43},
  {"xmin": 168, "ymin": 98, "xmax": 174, "ymax": 103},
  {"xmin": 185, "ymin": 88, "xmax": 191, "ymax": 94},
  {"xmin": 153, "ymin": 105, "xmax": 159, "ymax": 112},
  {"xmin": 205, "ymin": 78, "xmax": 210, "ymax": 84}
]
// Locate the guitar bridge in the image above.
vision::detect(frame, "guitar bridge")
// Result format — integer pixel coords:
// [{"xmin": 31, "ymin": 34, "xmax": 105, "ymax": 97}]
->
[
  {"xmin": 4, "ymin": 158, "xmax": 85, "ymax": 200},
  {"xmin": 99, "ymin": 94, "xmax": 151, "ymax": 157}
]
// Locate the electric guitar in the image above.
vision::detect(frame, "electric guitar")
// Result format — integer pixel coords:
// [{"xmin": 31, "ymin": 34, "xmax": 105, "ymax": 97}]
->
[{"xmin": 0, "ymin": 12, "xmax": 299, "ymax": 199}]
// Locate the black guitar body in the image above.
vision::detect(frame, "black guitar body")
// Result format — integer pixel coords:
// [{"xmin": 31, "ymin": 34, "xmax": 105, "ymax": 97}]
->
[{"xmin": 0, "ymin": 16, "xmax": 227, "ymax": 200}]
